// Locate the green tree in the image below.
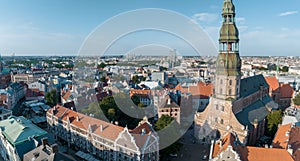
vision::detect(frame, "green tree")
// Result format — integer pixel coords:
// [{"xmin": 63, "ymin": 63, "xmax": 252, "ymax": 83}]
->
[
  {"xmin": 131, "ymin": 94, "xmax": 140, "ymax": 106},
  {"xmin": 98, "ymin": 94, "xmax": 142, "ymax": 129},
  {"xmin": 132, "ymin": 75, "xmax": 140, "ymax": 84},
  {"xmin": 281, "ymin": 66, "xmax": 289, "ymax": 72},
  {"xmin": 266, "ymin": 110, "xmax": 283, "ymax": 137},
  {"xmin": 98, "ymin": 62, "xmax": 106, "ymax": 69},
  {"xmin": 293, "ymin": 93, "xmax": 300, "ymax": 106},
  {"xmin": 155, "ymin": 115, "xmax": 182, "ymax": 159},
  {"xmin": 155, "ymin": 115, "xmax": 174, "ymax": 131},
  {"xmin": 45, "ymin": 89, "xmax": 58, "ymax": 107},
  {"xmin": 100, "ymin": 76, "xmax": 106, "ymax": 82},
  {"xmin": 107, "ymin": 108, "xmax": 116, "ymax": 121},
  {"xmin": 80, "ymin": 102, "xmax": 106, "ymax": 120}
]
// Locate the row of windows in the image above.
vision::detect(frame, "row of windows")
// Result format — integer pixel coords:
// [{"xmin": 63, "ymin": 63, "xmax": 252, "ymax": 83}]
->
[
  {"xmin": 219, "ymin": 79, "xmax": 239, "ymax": 86},
  {"xmin": 216, "ymin": 105, "xmax": 225, "ymax": 111},
  {"xmin": 215, "ymin": 118, "xmax": 224, "ymax": 124}
]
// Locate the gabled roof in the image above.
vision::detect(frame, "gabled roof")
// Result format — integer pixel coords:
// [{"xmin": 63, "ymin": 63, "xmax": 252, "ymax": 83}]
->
[
  {"xmin": 238, "ymin": 146, "xmax": 294, "ymax": 161},
  {"xmin": 235, "ymin": 96, "xmax": 271, "ymax": 130},
  {"xmin": 212, "ymin": 133, "xmax": 294, "ymax": 161},
  {"xmin": 272, "ymin": 124, "xmax": 292, "ymax": 149},
  {"xmin": 188, "ymin": 82, "xmax": 213, "ymax": 99},
  {"xmin": 272, "ymin": 123, "xmax": 300, "ymax": 160},
  {"xmin": 279, "ymin": 84, "xmax": 294, "ymax": 98},
  {"xmin": 240, "ymin": 75, "xmax": 269, "ymax": 98},
  {"xmin": 212, "ymin": 133, "xmax": 238, "ymax": 158},
  {"xmin": 49, "ymin": 105, "xmax": 124, "ymax": 141},
  {"xmin": 265, "ymin": 77, "xmax": 279, "ymax": 92}
]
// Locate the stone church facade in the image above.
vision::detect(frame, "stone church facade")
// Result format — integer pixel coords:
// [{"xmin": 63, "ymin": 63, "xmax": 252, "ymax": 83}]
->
[{"xmin": 194, "ymin": 0, "xmax": 277, "ymax": 145}]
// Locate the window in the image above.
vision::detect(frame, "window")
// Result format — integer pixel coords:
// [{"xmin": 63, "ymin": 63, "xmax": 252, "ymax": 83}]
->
[
  {"xmin": 229, "ymin": 89, "xmax": 232, "ymax": 95},
  {"xmin": 215, "ymin": 118, "xmax": 218, "ymax": 123},
  {"xmin": 216, "ymin": 105, "xmax": 219, "ymax": 110},
  {"xmin": 220, "ymin": 119, "xmax": 224, "ymax": 124},
  {"xmin": 229, "ymin": 80, "xmax": 232, "ymax": 85},
  {"xmin": 221, "ymin": 106, "xmax": 225, "ymax": 111},
  {"xmin": 220, "ymin": 79, "xmax": 223, "ymax": 84},
  {"xmin": 220, "ymin": 88, "xmax": 223, "ymax": 94}
]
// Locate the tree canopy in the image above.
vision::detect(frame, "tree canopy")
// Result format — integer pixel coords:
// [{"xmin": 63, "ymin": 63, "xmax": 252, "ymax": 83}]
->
[
  {"xmin": 155, "ymin": 115, "xmax": 182, "ymax": 160},
  {"xmin": 266, "ymin": 110, "xmax": 283, "ymax": 137},
  {"xmin": 293, "ymin": 93, "xmax": 300, "ymax": 106},
  {"xmin": 45, "ymin": 89, "xmax": 58, "ymax": 107}
]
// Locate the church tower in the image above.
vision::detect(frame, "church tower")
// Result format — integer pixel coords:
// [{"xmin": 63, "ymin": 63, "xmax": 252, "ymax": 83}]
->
[
  {"xmin": 194, "ymin": 0, "xmax": 248, "ymax": 144},
  {"xmin": 214, "ymin": 0, "xmax": 241, "ymax": 100}
]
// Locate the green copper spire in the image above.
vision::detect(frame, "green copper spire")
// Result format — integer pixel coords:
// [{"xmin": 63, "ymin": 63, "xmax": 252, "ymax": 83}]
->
[{"xmin": 216, "ymin": 0, "xmax": 241, "ymax": 76}]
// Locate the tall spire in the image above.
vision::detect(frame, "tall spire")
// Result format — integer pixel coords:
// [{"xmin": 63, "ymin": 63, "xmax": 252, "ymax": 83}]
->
[{"xmin": 215, "ymin": 0, "xmax": 241, "ymax": 100}]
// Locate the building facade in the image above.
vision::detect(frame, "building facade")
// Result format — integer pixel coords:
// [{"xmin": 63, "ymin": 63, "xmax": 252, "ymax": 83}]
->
[{"xmin": 46, "ymin": 105, "xmax": 159, "ymax": 161}]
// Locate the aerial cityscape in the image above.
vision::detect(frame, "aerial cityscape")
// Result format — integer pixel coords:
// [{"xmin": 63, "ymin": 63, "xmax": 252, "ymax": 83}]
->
[{"xmin": 0, "ymin": 0, "xmax": 300, "ymax": 161}]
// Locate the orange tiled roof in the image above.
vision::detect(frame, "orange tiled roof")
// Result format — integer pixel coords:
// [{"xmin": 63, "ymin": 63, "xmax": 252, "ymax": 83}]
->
[
  {"xmin": 174, "ymin": 84, "xmax": 188, "ymax": 93},
  {"xmin": 131, "ymin": 122, "xmax": 156, "ymax": 148},
  {"xmin": 272, "ymin": 124, "xmax": 292, "ymax": 149},
  {"xmin": 48, "ymin": 105, "xmax": 124, "ymax": 141},
  {"xmin": 130, "ymin": 89, "xmax": 151, "ymax": 97},
  {"xmin": 212, "ymin": 133, "xmax": 237, "ymax": 158},
  {"xmin": 188, "ymin": 82, "xmax": 213, "ymax": 98},
  {"xmin": 280, "ymin": 84, "xmax": 294, "ymax": 98},
  {"xmin": 212, "ymin": 132, "xmax": 294, "ymax": 161},
  {"xmin": 273, "ymin": 123, "xmax": 300, "ymax": 160},
  {"xmin": 62, "ymin": 91, "xmax": 71, "ymax": 101},
  {"xmin": 265, "ymin": 77, "xmax": 279, "ymax": 92},
  {"xmin": 238, "ymin": 146, "xmax": 294, "ymax": 161}
]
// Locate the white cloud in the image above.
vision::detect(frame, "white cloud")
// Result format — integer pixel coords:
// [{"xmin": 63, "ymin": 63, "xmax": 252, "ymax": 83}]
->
[
  {"xmin": 192, "ymin": 13, "xmax": 218, "ymax": 23},
  {"xmin": 236, "ymin": 17, "xmax": 246, "ymax": 24},
  {"xmin": 279, "ymin": 11, "xmax": 298, "ymax": 16}
]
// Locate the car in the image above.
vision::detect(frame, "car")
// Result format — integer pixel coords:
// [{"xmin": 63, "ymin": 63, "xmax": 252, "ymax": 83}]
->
[{"xmin": 202, "ymin": 155, "xmax": 208, "ymax": 160}]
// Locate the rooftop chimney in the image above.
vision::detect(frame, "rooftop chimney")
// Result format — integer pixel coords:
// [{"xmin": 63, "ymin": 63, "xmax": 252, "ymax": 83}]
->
[
  {"xmin": 76, "ymin": 115, "xmax": 79, "ymax": 122},
  {"xmin": 51, "ymin": 144, "xmax": 59, "ymax": 154},
  {"xmin": 41, "ymin": 137, "xmax": 49, "ymax": 148},
  {"xmin": 141, "ymin": 128, "xmax": 146, "ymax": 135},
  {"xmin": 100, "ymin": 125, "xmax": 103, "ymax": 132}
]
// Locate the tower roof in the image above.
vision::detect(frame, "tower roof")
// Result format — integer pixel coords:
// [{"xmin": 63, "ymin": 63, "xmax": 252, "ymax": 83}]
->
[
  {"xmin": 219, "ymin": 0, "xmax": 239, "ymax": 42},
  {"xmin": 222, "ymin": 0, "xmax": 235, "ymax": 16}
]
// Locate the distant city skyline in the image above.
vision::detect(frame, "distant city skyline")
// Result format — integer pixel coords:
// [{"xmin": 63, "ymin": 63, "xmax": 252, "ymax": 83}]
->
[{"xmin": 0, "ymin": 0, "xmax": 300, "ymax": 56}]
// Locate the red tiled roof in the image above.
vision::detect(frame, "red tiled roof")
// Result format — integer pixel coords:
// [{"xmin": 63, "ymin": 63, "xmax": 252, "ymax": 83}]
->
[
  {"xmin": 212, "ymin": 133, "xmax": 237, "ymax": 158},
  {"xmin": 48, "ymin": 105, "xmax": 124, "ymax": 141},
  {"xmin": 188, "ymin": 82, "xmax": 213, "ymax": 98},
  {"xmin": 265, "ymin": 77, "xmax": 279, "ymax": 92},
  {"xmin": 62, "ymin": 91, "xmax": 71, "ymax": 101},
  {"xmin": 238, "ymin": 146, "xmax": 294, "ymax": 161},
  {"xmin": 280, "ymin": 84, "xmax": 294, "ymax": 98},
  {"xmin": 212, "ymin": 132, "xmax": 294, "ymax": 161},
  {"xmin": 174, "ymin": 84, "xmax": 188, "ymax": 93},
  {"xmin": 272, "ymin": 124, "xmax": 292, "ymax": 149},
  {"xmin": 130, "ymin": 89, "xmax": 151, "ymax": 97}
]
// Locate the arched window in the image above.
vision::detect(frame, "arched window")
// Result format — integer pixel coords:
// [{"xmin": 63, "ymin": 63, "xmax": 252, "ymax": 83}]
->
[
  {"xmin": 229, "ymin": 80, "xmax": 232, "ymax": 85},
  {"xmin": 229, "ymin": 89, "xmax": 232, "ymax": 95},
  {"xmin": 220, "ymin": 119, "xmax": 224, "ymax": 124},
  {"xmin": 216, "ymin": 105, "xmax": 219, "ymax": 110},
  {"xmin": 220, "ymin": 79, "xmax": 223, "ymax": 84},
  {"xmin": 220, "ymin": 88, "xmax": 223, "ymax": 94},
  {"xmin": 221, "ymin": 106, "xmax": 225, "ymax": 111}
]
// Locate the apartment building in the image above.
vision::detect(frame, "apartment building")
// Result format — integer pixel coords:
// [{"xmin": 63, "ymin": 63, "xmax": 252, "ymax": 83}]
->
[{"xmin": 46, "ymin": 105, "xmax": 159, "ymax": 161}]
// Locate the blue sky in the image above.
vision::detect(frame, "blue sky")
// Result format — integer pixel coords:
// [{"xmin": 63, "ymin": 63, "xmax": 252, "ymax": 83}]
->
[{"xmin": 0, "ymin": 0, "xmax": 300, "ymax": 56}]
